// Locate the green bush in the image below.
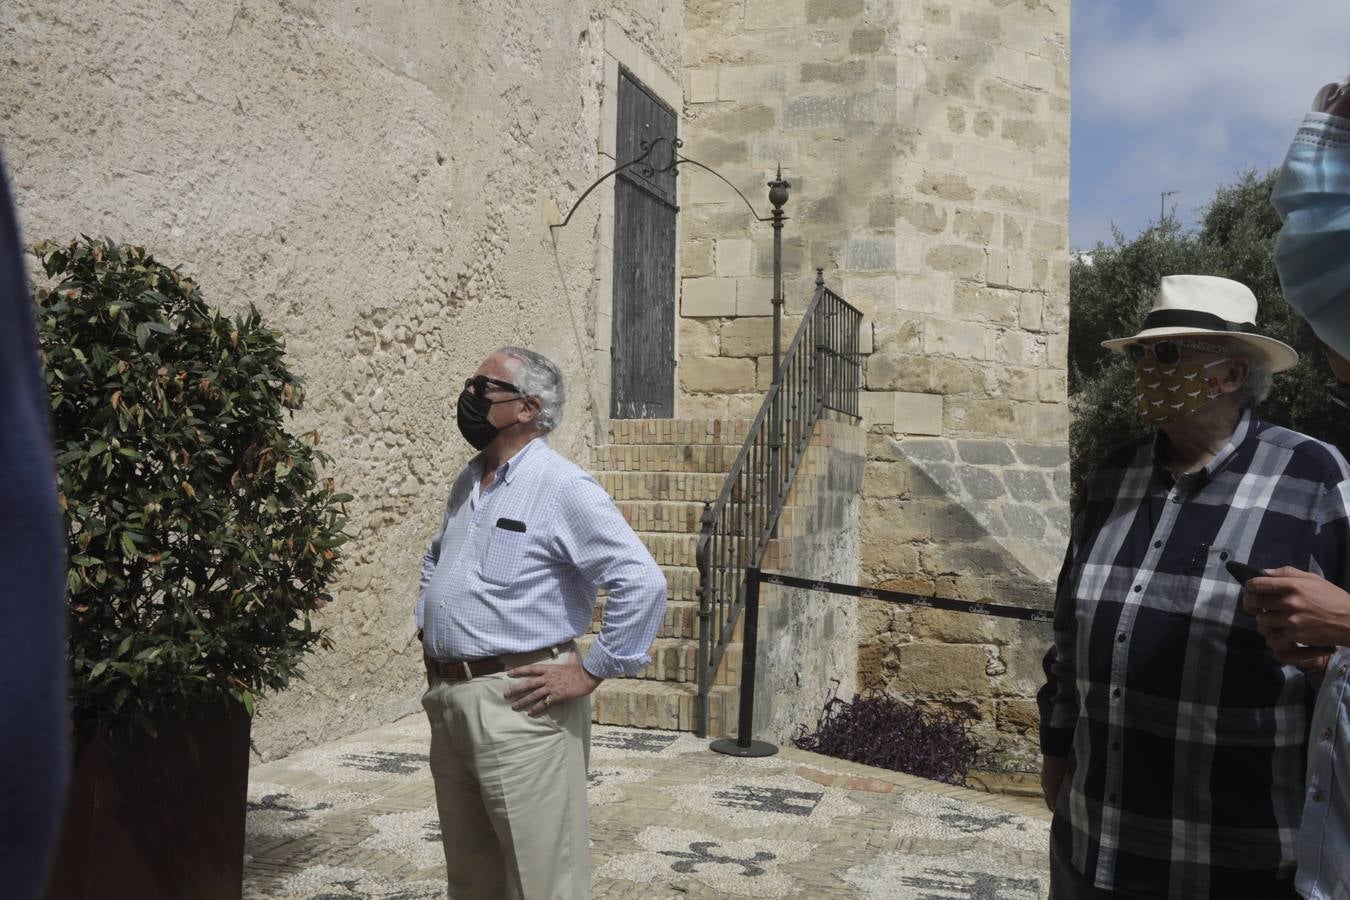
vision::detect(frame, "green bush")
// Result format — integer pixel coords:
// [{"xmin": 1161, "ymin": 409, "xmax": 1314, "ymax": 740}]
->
[
  {"xmin": 35, "ymin": 238, "xmax": 351, "ymax": 739},
  {"xmin": 1070, "ymin": 170, "xmax": 1350, "ymax": 499}
]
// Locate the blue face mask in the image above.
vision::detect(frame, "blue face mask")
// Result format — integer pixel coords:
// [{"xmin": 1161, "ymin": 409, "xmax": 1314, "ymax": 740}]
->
[{"xmin": 1272, "ymin": 111, "xmax": 1350, "ymax": 360}]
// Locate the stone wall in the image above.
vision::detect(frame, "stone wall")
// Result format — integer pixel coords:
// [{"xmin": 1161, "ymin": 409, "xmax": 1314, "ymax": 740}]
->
[
  {"xmin": 752, "ymin": 415, "xmax": 865, "ymax": 743},
  {"xmin": 1, "ymin": 0, "xmax": 683, "ymax": 758},
  {"xmin": 678, "ymin": 0, "xmax": 1072, "ymax": 765}
]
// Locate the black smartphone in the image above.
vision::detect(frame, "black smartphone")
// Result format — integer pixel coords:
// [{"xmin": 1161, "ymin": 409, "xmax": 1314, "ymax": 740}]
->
[{"xmin": 1225, "ymin": 560, "xmax": 1267, "ymax": 585}]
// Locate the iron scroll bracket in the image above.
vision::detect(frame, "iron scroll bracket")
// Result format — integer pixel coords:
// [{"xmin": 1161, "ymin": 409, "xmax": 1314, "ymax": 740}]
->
[{"xmin": 550, "ymin": 136, "xmax": 780, "ymax": 230}]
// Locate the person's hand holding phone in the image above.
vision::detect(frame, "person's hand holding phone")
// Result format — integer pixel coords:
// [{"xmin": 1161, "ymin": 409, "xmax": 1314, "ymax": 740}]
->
[{"xmin": 1240, "ymin": 566, "xmax": 1350, "ymax": 667}]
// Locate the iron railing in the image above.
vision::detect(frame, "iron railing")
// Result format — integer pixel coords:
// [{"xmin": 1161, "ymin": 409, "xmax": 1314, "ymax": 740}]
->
[{"xmin": 694, "ymin": 271, "xmax": 863, "ymax": 737}]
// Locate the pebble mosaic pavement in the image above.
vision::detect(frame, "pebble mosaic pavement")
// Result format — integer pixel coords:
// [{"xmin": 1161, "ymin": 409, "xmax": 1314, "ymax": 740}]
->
[{"xmin": 244, "ymin": 716, "xmax": 1051, "ymax": 899}]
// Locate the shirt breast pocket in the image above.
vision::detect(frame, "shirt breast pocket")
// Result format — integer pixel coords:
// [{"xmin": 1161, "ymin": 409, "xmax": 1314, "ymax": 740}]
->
[{"xmin": 481, "ymin": 517, "xmax": 529, "ymax": 587}]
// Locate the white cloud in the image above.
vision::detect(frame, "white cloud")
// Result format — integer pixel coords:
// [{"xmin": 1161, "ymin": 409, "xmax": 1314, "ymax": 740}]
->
[{"xmin": 1071, "ymin": 0, "xmax": 1350, "ymax": 247}]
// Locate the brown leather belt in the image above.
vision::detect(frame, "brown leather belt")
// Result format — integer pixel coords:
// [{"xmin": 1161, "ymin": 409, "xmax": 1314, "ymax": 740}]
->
[{"xmin": 424, "ymin": 643, "xmax": 572, "ymax": 682}]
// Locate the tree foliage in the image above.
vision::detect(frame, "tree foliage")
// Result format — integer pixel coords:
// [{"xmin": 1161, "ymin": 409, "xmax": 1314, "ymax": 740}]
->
[
  {"xmin": 36, "ymin": 238, "xmax": 351, "ymax": 739},
  {"xmin": 1070, "ymin": 170, "xmax": 1350, "ymax": 496}
]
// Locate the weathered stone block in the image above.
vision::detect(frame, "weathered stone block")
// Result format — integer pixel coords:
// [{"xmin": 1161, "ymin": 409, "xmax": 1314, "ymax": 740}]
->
[
  {"xmin": 801, "ymin": 60, "xmax": 867, "ymax": 84},
  {"xmin": 752, "ymin": 136, "xmax": 799, "ymax": 168},
  {"xmin": 909, "ymin": 607, "xmax": 1022, "ymax": 646},
  {"xmin": 959, "ymin": 466, "xmax": 1004, "ymax": 500},
  {"xmin": 895, "ymin": 199, "xmax": 947, "ymax": 235},
  {"xmin": 680, "ymin": 356, "xmax": 756, "ymax": 393},
  {"xmin": 861, "ymin": 391, "xmax": 896, "ymax": 428},
  {"xmin": 1000, "ymin": 366, "xmax": 1038, "ymax": 401},
  {"xmin": 1031, "ymin": 219, "xmax": 1064, "ymax": 253},
  {"xmin": 930, "ymin": 358, "xmax": 986, "ymax": 396},
  {"xmin": 752, "ymin": 235, "xmax": 805, "ymax": 277},
  {"xmin": 806, "ymin": 0, "xmax": 864, "ymax": 23},
  {"xmin": 735, "ymin": 277, "xmax": 774, "ymax": 315},
  {"xmin": 898, "ymin": 437, "xmax": 954, "ymax": 463},
  {"xmin": 716, "ymin": 238, "xmax": 752, "ymax": 277},
  {"xmin": 845, "ymin": 237, "xmax": 896, "ymax": 272},
  {"xmin": 849, "ymin": 28, "xmax": 886, "ymax": 54},
  {"xmin": 1001, "ymin": 117, "xmax": 1049, "ymax": 151},
  {"xmin": 681, "ymin": 277, "xmax": 736, "ymax": 317},
  {"xmin": 687, "ymin": 68, "xmax": 718, "ymax": 104},
  {"xmin": 953, "ymin": 284, "xmax": 1018, "ymax": 325},
  {"xmin": 997, "ymin": 698, "xmax": 1041, "ymax": 733},
  {"xmin": 1002, "ymin": 504, "xmax": 1048, "ymax": 540},
  {"xmin": 849, "ymin": 90, "xmax": 898, "ymax": 125},
  {"xmin": 682, "ymin": 240, "xmax": 714, "ymax": 278},
  {"xmin": 1019, "ymin": 293, "xmax": 1043, "ymax": 331},
  {"xmin": 784, "ymin": 95, "xmax": 849, "ymax": 129},
  {"xmin": 957, "ymin": 440, "xmax": 1015, "ymax": 465},
  {"xmin": 893, "ymin": 392, "xmax": 942, "ymax": 436},
  {"xmin": 863, "ymin": 459, "xmax": 910, "ymax": 497},
  {"xmin": 679, "ymin": 317, "xmax": 720, "ymax": 359},
  {"xmin": 925, "ymin": 244, "xmax": 985, "ymax": 281},
  {"xmin": 954, "ymin": 209, "xmax": 995, "ymax": 243},
  {"xmin": 897, "ymin": 275, "xmax": 954, "ymax": 315},
  {"xmin": 867, "ymin": 351, "xmax": 932, "ymax": 393},
  {"xmin": 915, "ymin": 171, "xmax": 975, "ymax": 202},
  {"xmin": 745, "ymin": 0, "xmax": 806, "ymax": 28},
  {"xmin": 893, "ymin": 643, "xmax": 991, "ymax": 696},
  {"xmin": 715, "ymin": 316, "xmax": 768, "ymax": 358},
  {"xmin": 946, "ymin": 398, "xmax": 1017, "ymax": 437},
  {"xmin": 1013, "ymin": 443, "xmax": 1068, "ymax": 468},
  {"xmin": 718, "ymin": 65, "xmax": 789, "ymax": 101},
  {"xmin": 1014, "ymin": 401, "xmax": 1070, "ymax": 443},
  {"xmin": 1038, "ymin": 367, "xmax": 1066, "ymax": 403},
  {"xmin": 924, "ymin": 319, "xmax": 985, "ymax": 359}
]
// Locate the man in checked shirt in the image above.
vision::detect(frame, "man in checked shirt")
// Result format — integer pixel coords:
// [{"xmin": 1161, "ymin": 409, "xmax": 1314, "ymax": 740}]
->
[
  {"xmin": 416, "ymin": 347, "xmax": 666, "ymax": 900},
  {"xmin": 1038, "ymin": 275, "xmax": 1350, "ymax": 898}
]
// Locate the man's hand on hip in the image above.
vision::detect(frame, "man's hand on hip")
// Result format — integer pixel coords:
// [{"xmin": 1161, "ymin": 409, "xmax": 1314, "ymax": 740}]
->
[{"xmin": 505, "ymin": 655, "xmax": 603, "ymax": 717}]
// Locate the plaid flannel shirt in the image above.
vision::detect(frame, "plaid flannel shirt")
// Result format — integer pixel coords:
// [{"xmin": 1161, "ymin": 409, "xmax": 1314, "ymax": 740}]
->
[{"xmin": 1040, "ymin": 411, "xmax": 1350, "ymax": 897}]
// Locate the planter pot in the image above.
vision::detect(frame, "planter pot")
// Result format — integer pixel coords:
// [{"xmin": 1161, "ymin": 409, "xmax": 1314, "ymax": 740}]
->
[{"xmin": 45, "ymin": 703, "xmax": 252, "ymax": 900}]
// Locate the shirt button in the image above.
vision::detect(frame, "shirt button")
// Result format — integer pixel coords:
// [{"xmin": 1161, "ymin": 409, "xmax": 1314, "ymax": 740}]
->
[
  {"xmin": 1340, "ymin": 665, "xmax": 1348, "ymax": 677},
  {"xmin": 1112, "ymin": 688, "xmax": 1122, "ymax": 698},
  {"xmin": 1133, "ymin": 585, "xmax": 1142, "ymax": 593},
  {"xmin": 1313, "ymin": 790, "xmax": 1325, "ymax": 802},
  {"xmin": 1117, "ymin": 633, "xmax": 1127, "ymax": 643},
  {"xmin": 1153, "ymin": 541, "xmax": 1162, "ymax": 549},
  {"xmin": 1323, "ymin": 728, "xmax": 1334, "ymax": 741}
]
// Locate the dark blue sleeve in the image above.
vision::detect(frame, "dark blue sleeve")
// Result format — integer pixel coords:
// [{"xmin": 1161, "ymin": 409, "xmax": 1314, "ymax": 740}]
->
[{"xmin": 0, "ymin": 152, "xmax": 69, "ymax": 900}]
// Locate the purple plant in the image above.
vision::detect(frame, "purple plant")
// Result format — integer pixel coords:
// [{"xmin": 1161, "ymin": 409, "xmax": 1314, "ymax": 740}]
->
[{"xmin": 791, "ymin": 682, "xmax": 978, "ymax": 786}]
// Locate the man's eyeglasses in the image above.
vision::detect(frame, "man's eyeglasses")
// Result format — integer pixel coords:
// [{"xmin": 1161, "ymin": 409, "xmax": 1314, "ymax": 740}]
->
[
  {"xmin": 1125, "ymin": 340, "xmax": 1227, "ymax": 365},
  {"xmin": 464, "ymin": 375, "xmax": 522, "ymax": 401}
]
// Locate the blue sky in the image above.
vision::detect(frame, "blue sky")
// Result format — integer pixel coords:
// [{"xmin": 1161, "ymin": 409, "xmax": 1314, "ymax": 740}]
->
[{"xmin": 1071, "ymin": 0, "xmax": 1350, "ymax": 249}]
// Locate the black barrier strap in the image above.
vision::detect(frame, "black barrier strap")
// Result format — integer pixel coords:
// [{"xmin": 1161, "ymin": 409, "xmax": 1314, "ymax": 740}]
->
[{"xmin": 758, "ymin": 571, "xmax": 1054, "ymax": 623}]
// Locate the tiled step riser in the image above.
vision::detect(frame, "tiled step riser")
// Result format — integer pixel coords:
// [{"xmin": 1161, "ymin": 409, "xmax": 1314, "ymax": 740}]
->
[
  {"xmin": 579, "ymin": 636, "xmax": 743, "ymax": 686},
  {"xmin": 605, "ymin": 419, "xmax": 752, "ymax": 447},
  {"xmin": 595, "ymin": 444, "xmax": 743, "ymax": 473},
  {"xmin": 591, "ymin": 683, "xmax": 739, "ymax": 735},
  {"xmin": 618, "ymin": 501, "xmax": 707, "ymax": 534},
  {"xmin": 597, "ymin": 472, "xmax": 728, "ymax": 502},
  {"xmin": 591, "ymin": 599, "xmax": 745, "ymax": 642}
]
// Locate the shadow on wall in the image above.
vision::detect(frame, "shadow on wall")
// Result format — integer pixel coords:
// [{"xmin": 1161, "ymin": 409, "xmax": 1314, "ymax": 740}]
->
[{"xmin": 858, "ymin": 435, "xmax": 1069, "ymax": 770}]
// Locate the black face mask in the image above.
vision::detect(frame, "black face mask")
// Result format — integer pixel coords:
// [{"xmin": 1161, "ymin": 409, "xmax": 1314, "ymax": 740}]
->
[{"xmin": 456, "ymin": 388, "xmax": 519, "ymax": 450}]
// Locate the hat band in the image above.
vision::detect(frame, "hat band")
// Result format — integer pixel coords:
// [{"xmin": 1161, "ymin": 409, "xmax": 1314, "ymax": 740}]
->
[{"xmin": 1141, "ymin": 309, "xmax": 1257, "ymax": 333}]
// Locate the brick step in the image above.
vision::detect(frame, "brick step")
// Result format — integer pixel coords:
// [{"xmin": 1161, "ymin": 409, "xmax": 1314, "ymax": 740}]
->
[
  {"xmin": 577, "ymin": 635, "xmax": 742, "ymax": 686},
  {"xmin": 593, "ymin": 443, "xmax": 742, "ymax": 474},
  {"xmin": 596, "ymin": 471, "xmax": 727, "ymax": 502},
  {"xmin": 588, "ymin": 597, "xmax": 748, "ymax": 643},
  {"xmin": 604, "ymin": 419, "xmax": 752, "ymax": 446},
  {"xmin": 590, "ymin": 679, "xmax": 740, "ymax": 737},
  {"xmin": 617, "ymin": 500, "xmax": 707, "ymax": 534},
  {"xmin": 635, "ymin": 531, "xmax": 698, "ymax": 568}
]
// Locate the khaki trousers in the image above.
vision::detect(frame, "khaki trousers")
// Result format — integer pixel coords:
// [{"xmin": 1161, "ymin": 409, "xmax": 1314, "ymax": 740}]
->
[{"xmin": 422, "ymin": 648, "xmax": 591, "ymax": 900}]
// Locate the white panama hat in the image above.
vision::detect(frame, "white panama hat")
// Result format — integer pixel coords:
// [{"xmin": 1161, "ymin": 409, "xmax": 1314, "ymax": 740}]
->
[{"xmin": 1101, "ymin": 274, "xmax": 1299, "ymax": 373}]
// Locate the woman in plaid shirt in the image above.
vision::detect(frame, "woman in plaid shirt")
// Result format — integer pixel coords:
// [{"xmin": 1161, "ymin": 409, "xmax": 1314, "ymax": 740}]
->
[{"xmin": 1038, "ymin": 275, "xmax": 1350, "ymax": 898}]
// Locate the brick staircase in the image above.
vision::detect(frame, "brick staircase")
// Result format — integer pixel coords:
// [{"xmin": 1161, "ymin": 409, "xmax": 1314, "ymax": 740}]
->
[{"xmin": 583, "ymin": 419, "xmax": 752, "ymax": 738}]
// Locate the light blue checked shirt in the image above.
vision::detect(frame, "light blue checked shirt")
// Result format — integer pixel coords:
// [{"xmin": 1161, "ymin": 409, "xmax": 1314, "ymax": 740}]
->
[
  {"xmin": 1299, "ymin": 646, "xmax": 1350, "ymax": 900},
  {"xmin": 416, "ymin": 437, "xmax": 666, "ymax": 679}
]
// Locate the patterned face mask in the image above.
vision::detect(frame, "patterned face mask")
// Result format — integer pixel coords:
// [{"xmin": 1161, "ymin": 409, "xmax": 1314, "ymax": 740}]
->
[{"xmin": 1134, "ymin": 356, "xmax": 1231, "ymax": 424}]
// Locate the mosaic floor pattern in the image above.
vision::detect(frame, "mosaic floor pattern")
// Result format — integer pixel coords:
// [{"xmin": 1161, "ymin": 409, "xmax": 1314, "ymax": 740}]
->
[{"xmin": 245, "ymin": 717, "xmax": 1051, "ymax": 899}]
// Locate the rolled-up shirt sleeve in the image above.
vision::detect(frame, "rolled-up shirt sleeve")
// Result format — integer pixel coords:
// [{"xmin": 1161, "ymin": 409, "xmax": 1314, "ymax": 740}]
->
[
  {"xmin": 1040, "ymin": 535, "xmax": 1080, "ymax": 758},
  {"xmin": 552, "ymin": 474, "xmax": 667, "ymax": 678}
]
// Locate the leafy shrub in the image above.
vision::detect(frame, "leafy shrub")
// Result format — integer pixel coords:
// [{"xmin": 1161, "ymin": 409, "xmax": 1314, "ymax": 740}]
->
[
  {"xmin": 792, "ymin": 683, "xmax": 978, "ymax": 785},
  {"xmin": 35, "ymin": 238, "xmax": 351, "ymax": 739}
]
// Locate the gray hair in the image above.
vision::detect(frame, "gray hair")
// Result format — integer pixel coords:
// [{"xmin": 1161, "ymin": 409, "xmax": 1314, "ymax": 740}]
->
[
  {"xmin": 497, "ymin": 347, "xmax": 565, "ymax": 432},
  {"xmin": 1212, "ymin": 338, "xmax": 1273, "ymax": 407}
]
